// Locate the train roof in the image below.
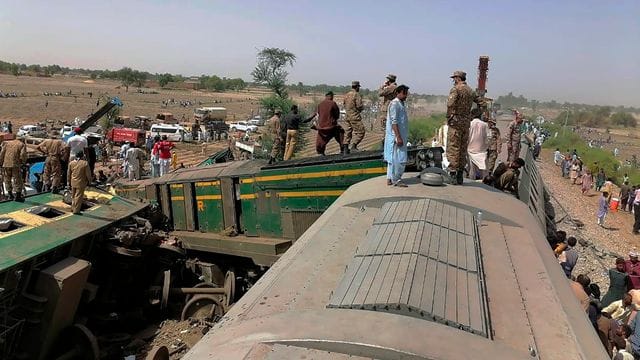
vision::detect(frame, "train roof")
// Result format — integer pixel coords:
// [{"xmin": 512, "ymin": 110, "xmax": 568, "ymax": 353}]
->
[
  {"xmin": 0, "ymin": 189, "xmax": 146, "ymax": 273},
  {"xmin": 184, "ymin": 175, "xmax": 606, "ymax": 359}
]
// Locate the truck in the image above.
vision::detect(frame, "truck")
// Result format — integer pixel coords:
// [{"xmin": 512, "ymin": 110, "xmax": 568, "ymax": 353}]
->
[
  {"xmin": 106, "ymin": 127, "xmax": 146, "ymax": 146},
  {"xmin": 194, "ymin": 107, "xmax": 227, "ymax": 122}
]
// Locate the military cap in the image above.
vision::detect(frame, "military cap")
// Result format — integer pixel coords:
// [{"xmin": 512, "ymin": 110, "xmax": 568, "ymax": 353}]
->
[
  {"xmin": 325, "ymin": 91, "xmax": 334, "ymax": 96},
  {"xmin": 386, "ymin": 74, "xmax": 397, "ymax": 82},
  {"xmin": 450, "ymin": 70, "xmax": 466, "ymax": 78},
  {"xmin": 351, "ymin": 81, "xmax": 360, "ymax": 87}
]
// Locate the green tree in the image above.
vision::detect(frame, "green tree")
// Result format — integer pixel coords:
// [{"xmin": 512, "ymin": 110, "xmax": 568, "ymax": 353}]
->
[
  {"xmin": 611, "ymin": 112, "xmax": 637, "ymax": 127},
  {"xmin": 118, "ymin": 67, "xmax": 135, "ymax": 92},
  {"xmin": 251, "ymin": 47, "xmax": 296, "ymax": 98},
  {"xmin": 158, "ymin": 73, "xmax": 174, "ymax": 87},
  {"xmin": 10, "ymin": 64, "xmax": 20, "ymax": 76}
]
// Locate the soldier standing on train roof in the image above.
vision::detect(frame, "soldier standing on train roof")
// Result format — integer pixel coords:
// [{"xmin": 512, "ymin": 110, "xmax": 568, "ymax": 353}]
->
[
  {"xmin": 343, "ymin": 81, "xmax": 365, "ymax": 153},
  {"xmin": 0, "ymin": 137, "xmax": 27, "ymax": 202},
  {"xmin": 67, "ymin": 151, "xmax": 92, "ymax": 214},
  {"xmin": 486, "ymin": 118, "xmax": 501, "ymax": 172},
  {"xmin": 446, "ymin": 70, "xmax": 485, "ymax": 185},
  {"xmin": 37, "ymin": 134, "xmax": 67, "ymax": 193},
  {"xmin": 268, "ymin": 110, "xmax": 283, "ymax": 164},
  {"xmin": 507, "ymin": 111, "xmax": 524, "ymax": 163},
  {"xmin": 378, "ymin": 74, "xmax": 397, "ymax": 130}
]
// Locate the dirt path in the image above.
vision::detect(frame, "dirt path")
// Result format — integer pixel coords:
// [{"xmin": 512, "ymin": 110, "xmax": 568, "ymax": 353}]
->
[{"xmin": 539, "ymin": 148, "xmax": 640, "ymax": 287}]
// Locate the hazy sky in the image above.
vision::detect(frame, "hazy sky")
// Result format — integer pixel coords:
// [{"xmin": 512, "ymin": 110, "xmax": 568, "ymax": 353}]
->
[{"xmin": 1, "ymin": 0, "xmax": 639, "ymax": 106}]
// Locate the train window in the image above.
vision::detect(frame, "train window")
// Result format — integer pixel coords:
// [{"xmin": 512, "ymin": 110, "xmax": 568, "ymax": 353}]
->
[
  {"xmin": 0, "ymin": 218, "xmax": 25, "ymax": 232},
  {"xmin": 26, "ymin": 206, "xmax": 65, "ymax": 218}
]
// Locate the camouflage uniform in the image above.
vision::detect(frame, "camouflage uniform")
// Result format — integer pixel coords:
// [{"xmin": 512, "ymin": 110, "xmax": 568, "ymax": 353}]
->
[
  {"xmin": 37, "ymin": 138, "xmax": 66, "ymax": 191},
  {"xmin": 343, "ymin": 83, "xmax": 365, "ymax": 148},
  {"xmin": 446, "ymin": 71, "xmax": 483, "ymax": 174},
  {"xmin": 268, "ymin": 114, "xmax": 284, "ymax": 160},
  {"xmin": 0, "ymin": 139, "xmax": 27, "ymax": 199},
  {"xmin": 486, "ymin": 123, "xmax": 501, "ymax": 172},
  {"xmin": 378, "ymin": 75, "xmax": 397, "ymax": 130},
  {"xmin": 506, "ymin": 120, "xmax": 522, "ymax": 162}
]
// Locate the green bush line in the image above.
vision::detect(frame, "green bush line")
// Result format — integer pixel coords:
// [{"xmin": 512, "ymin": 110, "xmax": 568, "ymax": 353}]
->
[{"xmin": 542, "ymin": 124, "xmax": 640, "ymax": 186}]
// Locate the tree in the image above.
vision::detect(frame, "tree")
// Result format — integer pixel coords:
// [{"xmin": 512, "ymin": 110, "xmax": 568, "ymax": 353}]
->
[
  {"xmin": 611, "ymin": 112, "xmax": 637, "ymax": 127},
  {"xmin": 118, "ymin": 67, "xmax": 135, "ymax": 92},
  {"xmin": 10, "ymin": 64, "xmax": 20, "ymax": 77},
  {"xmin": 158, "ymin": 73, "xmax": 174, "ymax": 88},
  {"xmin": 251, "ymin": 47, "xmax": 296, "ymax": 98}
]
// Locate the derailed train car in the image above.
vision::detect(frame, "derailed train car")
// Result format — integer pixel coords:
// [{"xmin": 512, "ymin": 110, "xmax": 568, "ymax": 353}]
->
[
  {"xmin": 116, "ymin": 148, "xmax": 444, "ymax": 266},
  {"xmin": 182, "ymin": 161, "xmax": 608, "ymax": 359}
]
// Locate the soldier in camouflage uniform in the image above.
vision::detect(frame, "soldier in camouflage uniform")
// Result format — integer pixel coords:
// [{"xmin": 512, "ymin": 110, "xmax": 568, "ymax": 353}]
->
[
  {"xmin": 507, "ymin": 112, "xmax": 524, "ymax": 163},
  {"xmin": 446, "ymin": 70, "xmax": 484, "ymax": 185},
  {"xmin": 378, "ymin": 74, "xmax": 397, "ymax": 130},
  {"xmin": 0, "ymin": 138, "xmax": 27, "ymax": 201},
  {"xmin": 486, "ymin": 118, "xmax": 501, "ymax": 172},
  {"xmin": 37, "ymin": 135, "xmax": 67, "ymax": 193},
  {"xmin": 343, "ymin": 81, "xmax": 365, "ymax": 152},
  {"xmin": 268, "ymin": 110, "xmax": 283, "ymax": 164}
]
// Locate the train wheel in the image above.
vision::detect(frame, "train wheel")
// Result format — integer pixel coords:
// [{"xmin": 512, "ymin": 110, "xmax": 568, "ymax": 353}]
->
[
  {"xmin": 181, "ymin": 295, "xmax": 225, "ymax": 321},
  {"xmin": 145, "ymin": 346, "xmax": 169, "ymax": 360},
  {"xmin": 223, "ymin": 271, "xmax": 236, "ymax": 310},
  {"xmin": 51, "ymin": 324, "xmax": 100, "ymax": 360}
]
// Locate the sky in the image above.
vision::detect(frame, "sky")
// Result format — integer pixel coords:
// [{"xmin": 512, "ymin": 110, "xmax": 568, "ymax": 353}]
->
[{"xmin": 1, "ymin": 0, "xmax": 639, "ymax": 106}]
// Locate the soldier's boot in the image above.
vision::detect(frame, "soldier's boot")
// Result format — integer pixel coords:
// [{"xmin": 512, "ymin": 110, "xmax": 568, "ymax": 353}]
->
[
  {"xmin": 268, "ymin": 156, "xmax": 275, "ymax": 165},
  {"xmin": 14, "ymin": 192, "xmax": 24, "ymax": 202},
  {"xmin": 350, "ymin": 144, "xmax": 358, "ymax": 152},
  {"xmin": 341, "ymin": 145, "xmax": 350, "ymax": 155},
  {"xmin": 7, "ymin": 193, "xmax": 15, "ymax": 201},
  {"xmin": 456, "ymin": 170, "xmax": 464, "ymax": 185}
]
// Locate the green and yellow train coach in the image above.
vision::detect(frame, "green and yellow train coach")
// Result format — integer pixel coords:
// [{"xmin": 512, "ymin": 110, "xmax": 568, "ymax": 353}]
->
[{"xmin": 116, "ymin": 148, "xmax": 443, "ymax": 266}]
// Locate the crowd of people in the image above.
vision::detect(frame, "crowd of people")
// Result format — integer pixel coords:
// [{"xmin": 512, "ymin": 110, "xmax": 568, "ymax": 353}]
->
[{"xmin": 551, "ymin": 225, "xmax": 640, "ymax": 358}]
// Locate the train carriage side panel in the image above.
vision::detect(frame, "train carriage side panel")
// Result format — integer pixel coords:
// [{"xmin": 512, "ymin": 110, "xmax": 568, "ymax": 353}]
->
[
  {"xmin": 169, "ymin": 184, "xmax": 186, "ymax": 230},
  {"xmin": 194, "ymin": 180, "xmax": 224, "ymax": 233}
]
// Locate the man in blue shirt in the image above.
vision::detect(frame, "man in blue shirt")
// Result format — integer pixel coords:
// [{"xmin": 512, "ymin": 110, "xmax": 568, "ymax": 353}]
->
[{"xmin": 383, "ymin": 85, "xmax": 409, "ymax": 187}]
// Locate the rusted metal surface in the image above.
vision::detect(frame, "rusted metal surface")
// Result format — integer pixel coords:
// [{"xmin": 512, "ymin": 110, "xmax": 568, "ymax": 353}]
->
[
  {"xmin": 172, "ymin": 230, "xmax": 291, "ymax": 266},
  {"xmin": 328, "ymin": 199, "xmax": 489, "ymax": 337},
  {"xmin": 184, "ymin": 176, "xmax": 607, "ymax": 360}
]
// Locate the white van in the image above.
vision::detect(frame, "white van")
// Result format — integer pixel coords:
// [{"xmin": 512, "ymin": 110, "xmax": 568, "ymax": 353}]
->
[{"xmin": 150, "ymin": 123, "xmax": 188, "ymax": 142}]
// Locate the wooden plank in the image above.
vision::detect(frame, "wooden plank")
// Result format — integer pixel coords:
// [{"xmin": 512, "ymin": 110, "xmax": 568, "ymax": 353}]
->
[
  {"xmin": 403, "ymin": 221, "xmax": 421, "ymax": 254},
  {"xmin": 420, "ymin": 257, "xmax": 438, "ymax": 314},
  {"xmin": 425, "ymin": 198, "xmax": 437, "ymax": 224},
  {"xmin": 392, "ymin": 220, "xmax": 411, "ymax": 254},
  {"xmin": 456, "ymin": 231, "xmax": 467, "ymax": 270},
  {"xmin": 373, "ymin": 202, "xmax": 392, "ymax": 225},
  {"xmin": 464, "ymin": 209, "xmax": 475, "ymax": 235},
  {"xmin": 466, "ymin": 233, "xmax": 477, "ymax": 271},
  {"xmin": 437, "ymin": 225, "xmax": 448, "ymax": 264}
]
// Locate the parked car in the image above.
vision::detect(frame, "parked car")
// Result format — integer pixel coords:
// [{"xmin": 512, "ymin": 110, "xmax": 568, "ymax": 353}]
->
[
  {"xmin": 229, "ymin": 121, "xmax": 258, "ymax": 133},
  {"xmin": 17, "ymin": 125, "xmax": 46, "ymax": 138},
  {"xmin": 248, "ymin": 116, "xmax": 264, "ymax": 126}
]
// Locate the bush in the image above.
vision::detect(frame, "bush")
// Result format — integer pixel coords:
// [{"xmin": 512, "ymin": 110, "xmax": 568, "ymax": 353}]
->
[{"xmin": 407, "ymin": 114, "xmax": 445, "ymax": 145}]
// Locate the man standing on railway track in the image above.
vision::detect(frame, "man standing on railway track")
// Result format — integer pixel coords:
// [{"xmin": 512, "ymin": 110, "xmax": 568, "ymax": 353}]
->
[
  {"xmin": 312, "ymin": 91, "xmax": 345, "ymax": 156},
  {"xmin": 268, "ymin": 110, "xmax": 283, "ymax": 164},
  {"xmin": 0, "ymin": 137, "xmax": 27, "ymax": 201},
  {"xmin": 343, "ymin": 81, "xmax": 365, "ymax": 153},
  {"xmin": 446, "ymin": 70, "xmax": 484, "ymax": 185},
  {"xmin": 486, "ymin": 118, "xmax": 501, "ymax": 172},
  {"xmin": 507, "ymin": 112, "xmax": 524, "ymax": 162},
  {"xmin": 37, "ymin": 135, "xmax": 67, "ymax": 193},
  {"xmin": 67, "ymin": 151, "xmax": 92, "ymax": 214},
  {"xmin": 384, "ymin": 85, "xmax": 410, "ymax": 187},
  {"xmin": 378, "ymin": 74, "xmax": 397, "ymax": 130}
]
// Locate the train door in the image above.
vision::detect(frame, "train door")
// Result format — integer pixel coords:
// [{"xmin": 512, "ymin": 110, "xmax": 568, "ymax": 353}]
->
[
  {"xmin": 220, "ymin": 178, "xmax": 241, "ymax": 232},
  {"xmin": 195, "ymin": 181, "xmax": 224, "ymax": 233},
  {"xmin": 169, "ymin": 184, "xmax": 187, "ymax": 230},
  {"xmin": 183, "ymin": 183, "xmax": 198, "ymax": 231},
  {"xmin": 159, "ymin": 184, "xmax": 172, "ymax": 223}
]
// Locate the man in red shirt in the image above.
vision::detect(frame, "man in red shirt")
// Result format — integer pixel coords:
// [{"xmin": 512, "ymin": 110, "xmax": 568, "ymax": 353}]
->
[
  {"xmin": 311, "ymin": 91, "xmax": 345, "ymax": 156},
  {"xmin": 153, "ymin": 135, "xmax": 175, "ymax": 176}
]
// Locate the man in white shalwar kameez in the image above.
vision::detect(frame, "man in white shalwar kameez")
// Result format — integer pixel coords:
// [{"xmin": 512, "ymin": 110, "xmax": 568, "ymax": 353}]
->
[
  {"xmin": 384, "ymin": 85, "xmax": 410, "ymax": 187},
  {"xmin": 467, "ymin": 113, "xmax": 489, "ymax": 180}
]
